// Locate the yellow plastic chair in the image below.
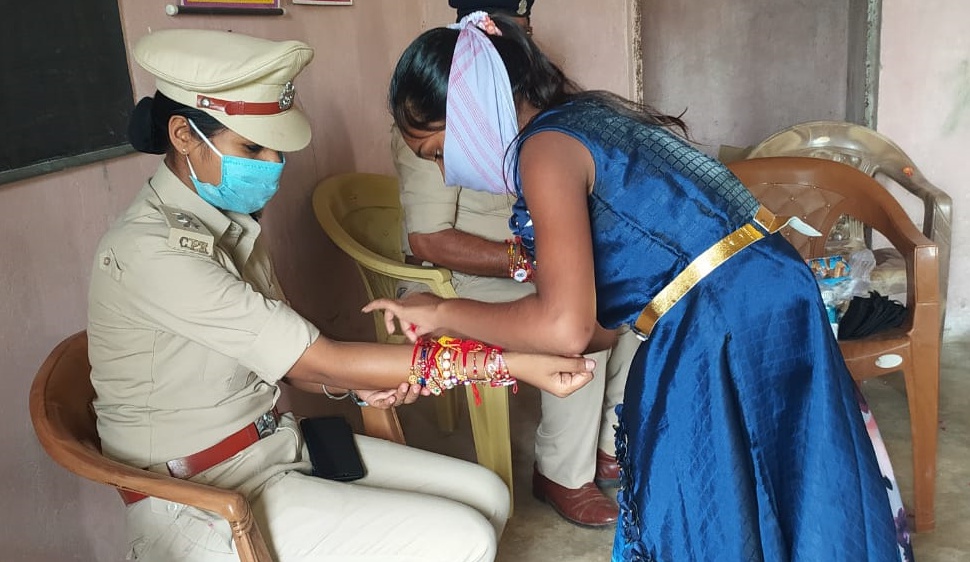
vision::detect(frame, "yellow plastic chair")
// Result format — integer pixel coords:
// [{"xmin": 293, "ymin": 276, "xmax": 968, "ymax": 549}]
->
[{"xmin": 312, "ymin": 172, "xmax": 514, "ymax": 500}]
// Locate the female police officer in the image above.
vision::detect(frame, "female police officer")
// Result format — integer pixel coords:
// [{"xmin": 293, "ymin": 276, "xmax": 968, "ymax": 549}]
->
[{"xmin": 88, "ymin": 29, "xmax": 594, "ymax": 562}]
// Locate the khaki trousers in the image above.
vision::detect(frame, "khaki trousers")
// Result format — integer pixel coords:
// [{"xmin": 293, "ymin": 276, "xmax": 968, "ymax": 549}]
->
[
  {"xmin": 125, "ymin": 415, "xmax": 510, "ymax": 562},
  {"xmin": 402, "ymin": 273, "xmax": 636, "ymax": 489}
]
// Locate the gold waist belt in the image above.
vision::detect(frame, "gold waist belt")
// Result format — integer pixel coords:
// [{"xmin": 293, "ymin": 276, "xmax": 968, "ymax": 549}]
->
[{"xmin": 632, "ymin": 206, "xmax": 790, "ymax": 340}]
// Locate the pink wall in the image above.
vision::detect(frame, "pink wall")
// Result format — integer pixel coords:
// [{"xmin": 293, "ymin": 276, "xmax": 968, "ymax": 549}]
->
[
  {"xmin": 878, "ymin": 0, "xmax": 970, "ymax": 337},
  {"xmin": 2, "ymin": 156, "xmax": 159, "ymax": 561},
  {"xmin": 1, "ymin": 1, "xmax": 636, "ymax": 559}
]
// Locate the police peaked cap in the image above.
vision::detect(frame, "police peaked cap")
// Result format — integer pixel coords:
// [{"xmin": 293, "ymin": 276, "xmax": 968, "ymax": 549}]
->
[
  {"xmin": 134, "ymin": 29, "xmax": 314, "ymax": 152},
  {"xmin": 449, "ymin": 0, "xmax": 534, "ymax": 21}
]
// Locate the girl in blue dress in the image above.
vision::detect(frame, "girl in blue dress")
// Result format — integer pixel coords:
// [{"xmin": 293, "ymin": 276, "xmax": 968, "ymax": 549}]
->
[{"xmin": 368, "ymin": 11, "xmax": 913, "ymax": 562}]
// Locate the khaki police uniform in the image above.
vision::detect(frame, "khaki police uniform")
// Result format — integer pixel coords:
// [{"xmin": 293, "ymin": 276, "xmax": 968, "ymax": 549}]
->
[
  {"xmin": 392, "ymin": 127, "xmax": 635, "ymax": 489},
  {"xmin": 88, "ymin": 29, "xmax": 509, "ymax": 562}
]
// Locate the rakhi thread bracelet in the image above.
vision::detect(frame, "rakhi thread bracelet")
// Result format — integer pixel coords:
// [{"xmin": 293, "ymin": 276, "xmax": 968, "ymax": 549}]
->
[
  {"xmin": 505, "ymin": 236, "xmax": 536, "ymax": 283},
  {"xmin": 407, "ymin": 336, "xmax": 518, "ymax": 403}
]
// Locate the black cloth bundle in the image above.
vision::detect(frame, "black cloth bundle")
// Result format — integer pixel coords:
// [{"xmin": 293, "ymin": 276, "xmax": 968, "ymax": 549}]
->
[{"xmin": 837, "ymin": 291, "xmax": 907, "ymax": 340}]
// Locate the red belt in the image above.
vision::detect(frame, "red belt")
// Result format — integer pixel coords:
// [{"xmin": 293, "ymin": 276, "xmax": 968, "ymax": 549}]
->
[{"xmin": 118, "ymin": 409, "xmax": 280, "ymax": 505}]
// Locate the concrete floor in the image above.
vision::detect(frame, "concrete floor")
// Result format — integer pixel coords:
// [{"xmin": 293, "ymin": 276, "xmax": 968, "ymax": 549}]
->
[{"xmin": 361, "ymin": 337, "xmax": 970, "ymax": 561}]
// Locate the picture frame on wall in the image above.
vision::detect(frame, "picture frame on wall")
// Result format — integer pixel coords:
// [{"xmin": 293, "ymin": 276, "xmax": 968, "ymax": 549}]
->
[
  {"xmin": 181, "ymin": 0, "xmax": 281, "ymax": 8},
  {"xmin": 292, "ymin": 0, "xmax": 352, "ymax": 5}
]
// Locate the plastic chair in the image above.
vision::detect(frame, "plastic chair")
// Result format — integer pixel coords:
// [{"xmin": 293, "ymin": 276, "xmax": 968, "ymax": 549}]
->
[
  {"xmin": 746, "ymin": 120, "xmax": 952, "ymax": 328},
  {"xmin": 312, "ymin": 172, "xmax": 514, "ymax": 499},
  {"xmin": 29, "ymin": 331, "xmax": 272, "ymax": 562},
  {"xmin": 727, "ymin": 157, "xmax": 941, "ymax": 532}
]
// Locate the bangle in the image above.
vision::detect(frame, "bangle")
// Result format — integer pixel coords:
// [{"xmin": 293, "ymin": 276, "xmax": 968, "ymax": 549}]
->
[
  {"xmin": 350, "ymin": 391, "xmax": 369, "ymax": 407},
  {"xmin": 322, "ymin": 384, "xmax": 350, "ymax": 400}
]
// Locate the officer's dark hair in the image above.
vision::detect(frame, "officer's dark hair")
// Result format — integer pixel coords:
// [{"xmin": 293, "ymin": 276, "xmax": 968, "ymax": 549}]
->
[
  {"xmin": 388, "ymin": 14, "xmax": 687, "ymax": 137},
  {"xmin": 128, "ymin": 91, "xmax": 226, "ymax": 155}
]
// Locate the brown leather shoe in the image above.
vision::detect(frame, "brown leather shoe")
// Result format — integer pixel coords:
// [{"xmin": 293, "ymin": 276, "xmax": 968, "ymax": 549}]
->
[
  {"xmin": 595, "ymin": 449, "xmax": 621, "ymax": 488},
  {"xmin": 532, "ymin": 466, "xmax": 619, "ymax": 528}
]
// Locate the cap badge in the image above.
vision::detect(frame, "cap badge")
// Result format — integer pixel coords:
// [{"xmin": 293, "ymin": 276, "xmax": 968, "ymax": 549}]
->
[
  {"xmin": 278, "ymin": 81, "xmax": 295, "ymax": 110},
  {"xmin": 517, "ymin": 0, "xmax": 528, "ymax": 15}
]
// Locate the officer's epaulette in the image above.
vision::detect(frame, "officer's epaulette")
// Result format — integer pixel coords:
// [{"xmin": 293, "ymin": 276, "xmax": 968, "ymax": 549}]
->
[{"xmin": 159, "ymin": 205, "xmax": 214, "ymax": 257}]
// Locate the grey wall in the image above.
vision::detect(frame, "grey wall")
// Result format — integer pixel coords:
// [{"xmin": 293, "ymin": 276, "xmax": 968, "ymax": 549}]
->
[{"xmin": 640, "ymin": 0, "xmax": 859, "ymax": 153}]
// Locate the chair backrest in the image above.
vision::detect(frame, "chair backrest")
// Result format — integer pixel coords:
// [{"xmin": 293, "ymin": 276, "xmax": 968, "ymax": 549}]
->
[
  {"xmin": 29, "ymin": 331, "xmax": 102, "ymax": 472},
  {"xmin": 748, "ymin": 120, "xmax": 921, "ymax": 177},
  {"xmin": 29, "ymin": 331, "xmax": 272, "ymax": 562},
  {"xmin": 729, "ymin": 157, "xmax": 929, "ymax": 256},
  {"xmin": 728, "ymin": 157, "xmax": 940, "ymax": 336},
  {"xmin": 318, "ymin": 173, "xmax": 406, "ymax": 263},
  {"xmin": 746, "ymin": 120, "xmax": 952, "ymax": 315},
  {"xmin": 312, "ymin": 173, "xmax": 458, "ymax": 343}
]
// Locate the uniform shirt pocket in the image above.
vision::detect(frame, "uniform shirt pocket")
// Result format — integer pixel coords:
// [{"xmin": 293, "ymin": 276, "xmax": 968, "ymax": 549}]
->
[{"xmin": 201, "ymin": 351, "xmax": 253, "ymax": 392}]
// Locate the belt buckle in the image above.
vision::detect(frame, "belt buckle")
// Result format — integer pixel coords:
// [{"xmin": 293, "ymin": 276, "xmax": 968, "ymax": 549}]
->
[
  {"xmin": 630, "ymin": 325, "xmax": 649, "ymax": 342},
  {"xmin": 255, "ymin": 410, "xmax": 279, "ymax": 439}
]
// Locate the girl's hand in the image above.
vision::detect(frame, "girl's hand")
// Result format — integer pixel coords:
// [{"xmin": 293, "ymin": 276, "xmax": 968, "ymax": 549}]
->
[
  {"xmin": 505, "ymin": 353, "xmax": 596, "ymax": 398},
  {"xmin": 354, "ymin": 382, "xmax": 429, "ymax": 409},
  {"xmin": 362, "ymin": 292, "xmax": 444, "ymax": 342}
]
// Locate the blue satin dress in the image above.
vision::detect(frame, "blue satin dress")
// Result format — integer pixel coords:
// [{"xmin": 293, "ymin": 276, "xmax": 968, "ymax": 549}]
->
[{"xmin": 509, "ymin": 99, "xmax": 912, "ymax": 562}]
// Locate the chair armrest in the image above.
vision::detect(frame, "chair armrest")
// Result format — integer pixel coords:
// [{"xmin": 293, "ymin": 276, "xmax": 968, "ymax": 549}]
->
[
  {"xmin": 317, "ymin": 207, "xmax": 456, "ymax": 296},
  {"xmin": 879, "ymin": 163, "xmax": 950, "ymax": 325},
  {"xmin": 910, "ymin": 244, "xmax": 941, "ymax": 308},
  {"xmin": 878, "ymin": 213, "xmax": 939, "ymax": 333},
  {"xmin": 877, "ymin": 202, "xmax": 931, "ymax": 257},
  {"xmin": 355, "ymin": 251, "xmax": 454, "ymax": 290},
  {"xmin": 349, "ymin": 244, "xmax": 459, "ymax": 299},
  {"xmin": 41, "ymin": 432, "xmax": 251, "ymax": 523},
  {"xmin": 880, "ymin": 165, "xmax": 952, "ymax": 248}
]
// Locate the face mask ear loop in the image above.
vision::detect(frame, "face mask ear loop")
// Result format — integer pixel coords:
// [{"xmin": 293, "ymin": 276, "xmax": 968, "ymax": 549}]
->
[
  {"xmin": 186, "ymin": 118, "xmax": 224, "ymax": 158},
  {"xmin": 185, "ymin": 154, "xmax": 200, "ymax": 181}
]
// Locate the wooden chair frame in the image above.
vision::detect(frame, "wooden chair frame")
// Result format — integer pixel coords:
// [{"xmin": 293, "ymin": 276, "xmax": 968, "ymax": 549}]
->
[
  {"xmin": 747, "ymin": 120, "xmax": 952, "ymax": 330},
  {"xmin": 728, "ymin": 157, "xmax": 941, "ymax": 532},
  {"xmin": 29, "ymin": 331, "xmax": 272, "ymax": 562}
]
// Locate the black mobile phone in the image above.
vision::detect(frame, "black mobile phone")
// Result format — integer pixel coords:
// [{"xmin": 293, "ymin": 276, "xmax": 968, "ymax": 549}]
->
[{"xmin": 299, "ymin": 416, "xmax": 367, "ymax": 482}]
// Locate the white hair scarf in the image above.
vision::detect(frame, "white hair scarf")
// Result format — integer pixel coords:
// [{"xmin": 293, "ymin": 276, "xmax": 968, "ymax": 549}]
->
[{"xmin": 443, "ymin": 11, "xmax": 519, "ymax": 194}]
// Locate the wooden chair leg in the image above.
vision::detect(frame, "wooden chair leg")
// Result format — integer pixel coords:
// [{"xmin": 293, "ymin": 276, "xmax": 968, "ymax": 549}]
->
[
  {"xmin": 465, "ymin": 385, "xmax": 514, "ymax": 513},
  {"xmin": 434, "ymin": 391, "xmax": 460, "ymax": 434},
  {"xmin": 230, "ymin": 510, "xmax": 275, "ymax": 562},
  {"xmin": 360, "ymin": 407, "xmax": 406, "ymax": 445},
  {"xmin": 903, "ymin": 349, "xmax": 940, "ymax": 532}
]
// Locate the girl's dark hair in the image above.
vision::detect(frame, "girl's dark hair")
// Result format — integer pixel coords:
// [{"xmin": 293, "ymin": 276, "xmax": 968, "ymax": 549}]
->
[
  {"xmin": 128, "ymin": 91, "xmax": 226, "ymax": 155},
  {"xmin": 388, "ymin": 14, "xmax": 687, "ymax": 136}
]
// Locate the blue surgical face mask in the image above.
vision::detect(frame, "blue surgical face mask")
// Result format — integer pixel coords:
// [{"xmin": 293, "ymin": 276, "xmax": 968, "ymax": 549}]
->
[{"xmin": 185, "ymin": 119, "xmax": 285, "ymax": 214}]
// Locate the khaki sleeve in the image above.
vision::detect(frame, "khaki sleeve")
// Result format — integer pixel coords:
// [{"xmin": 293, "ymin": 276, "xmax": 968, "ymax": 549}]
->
[
  {"xmin": 113, "ymin": 235, "xmax": 319, "ymax": 384},
  {"xmin": 391, "ymin": 126, "xmax": 459, "ymax": 234}
]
